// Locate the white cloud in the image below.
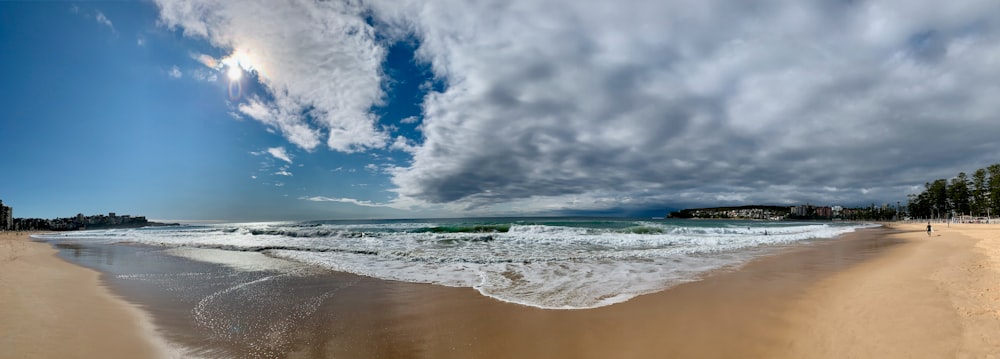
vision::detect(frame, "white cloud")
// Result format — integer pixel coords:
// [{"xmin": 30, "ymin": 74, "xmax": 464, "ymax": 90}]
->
[
  {"xmin": 389, "ymin": 135, "xmax": 418, "ymax": 154},
  {"xmin": 95, "ymin": 11, "xmax": 116, "ymax": 34},
  {"xmin": 371, "ymin": 0, "xmax": 1000, "ymax": 211},
  {"xmin": 192, "ymin": 53, "xmax": 219, "ymax": 68},
  {"xmin": 266, "ymin": 146, "xmax": 293, "ymax": 164},
  {"xmin": 300, "ymin": 196, "xmax": 390, "ymax": 208},
  {"xmin": 238, "ymin": 98, "xmax": 321, "ymax": 151},
  {"xmin": 158, "ymin": 0, "xmax": 1000, "ymax": 213},
  {"xmin": 274, "ymin": 170, "xmax": 293, "ymax": 176},
  {"xmin": 155, "ymin": 0, "xmax": 389, "ymax": 153},
  {"xmin": 168, "ymin": 66, "xmax": 182, "ymax": 79},
  {"xmin": 191, "ymin": 69, "xmax": 218, "ymax": 82}
]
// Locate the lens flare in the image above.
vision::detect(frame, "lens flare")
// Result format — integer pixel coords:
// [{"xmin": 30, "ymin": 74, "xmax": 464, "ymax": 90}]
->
[
  {"xmin": 229, "ymin": 79, "xmax": 243, "ymax": 100},
  {"xmin": 220, "ymin": 47, "xmax": 262, "ymax": 101}
]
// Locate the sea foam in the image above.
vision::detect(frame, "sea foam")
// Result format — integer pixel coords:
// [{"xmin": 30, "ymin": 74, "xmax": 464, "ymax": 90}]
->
[{"xmin": 34, "ymin": 219, "xmax": 875, "ymax": 309}]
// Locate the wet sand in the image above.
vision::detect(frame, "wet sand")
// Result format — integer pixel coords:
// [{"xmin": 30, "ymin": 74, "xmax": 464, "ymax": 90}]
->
[
  {"xmin": 0, "ymin": 232, "xmax": 173, "ymax": 358},
  {"xmin": 304, "ymin": 227, "xmax": 904, "ymax": 359},
  {"xmin": 10, "ymin": 223, "xmax": 1000, "ymax": 358}
]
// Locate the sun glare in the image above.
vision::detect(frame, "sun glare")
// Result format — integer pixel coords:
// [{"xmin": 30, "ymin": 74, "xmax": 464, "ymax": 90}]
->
[
  {"xmin": 227, "ymin": 66, "xmax": 242, "ymax": 81},
  {"xmin": 220, "ymin": 47, "xmax": 263, "ymax": 83}
]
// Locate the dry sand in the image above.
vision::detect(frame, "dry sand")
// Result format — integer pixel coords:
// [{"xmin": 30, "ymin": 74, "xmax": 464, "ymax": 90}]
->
[
  {"xmin": 4, "ymin": 224, "xmax": 1000, "ymax": 358},
  {"xmin": 773, "ymin": 223, "xmax": 1000, "ymax": 358},
  {"xmin": 0, "ymin": 232, "xmax": 173, "ymax": 358}
]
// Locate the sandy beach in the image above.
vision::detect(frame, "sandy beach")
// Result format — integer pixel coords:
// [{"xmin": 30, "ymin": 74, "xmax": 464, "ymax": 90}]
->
[
  {"xmin": 774, "ymin": 222, "xmax": 1000, "ymax": 358},
  {"xmin": 0, "ymin": 232, "xmax": 172, "ymax": 358},
  {"xmin": 4, "ymin": 224, "xmax": 1000, "ymax": 358}
]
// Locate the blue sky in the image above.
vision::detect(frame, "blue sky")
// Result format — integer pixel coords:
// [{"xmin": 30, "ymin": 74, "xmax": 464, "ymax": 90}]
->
[
  {"xmin": 0, "ymin": 2, "xmax": 416, "ymax": 220},
  {"xmin": 2, "ymin": 1, "xmax": 1000, "ymax": 221}
]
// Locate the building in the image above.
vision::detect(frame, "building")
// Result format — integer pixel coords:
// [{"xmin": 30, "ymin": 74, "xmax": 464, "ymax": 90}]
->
[
  {"xmin": 790, "ymin": 205, "xmax": 811, "ymax": 217},
  {"xmin": 0, "ymin": 200, "xmax": 12, "ymax": 231}
]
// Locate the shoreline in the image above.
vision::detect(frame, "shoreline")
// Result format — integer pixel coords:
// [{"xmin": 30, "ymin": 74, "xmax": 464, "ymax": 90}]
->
[
  {"xmin": 6, "ymin": 223, "xmax": 1000, "ymax": 358},
  {"xmin": 0, "ymin": 232, "xmax": 176, "ymax": 358}
]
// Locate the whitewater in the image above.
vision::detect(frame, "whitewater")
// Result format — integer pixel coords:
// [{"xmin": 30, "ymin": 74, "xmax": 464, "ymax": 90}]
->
[{"xmin": 35, "ymin": 218, "xmax": 876, "ymax": 309}]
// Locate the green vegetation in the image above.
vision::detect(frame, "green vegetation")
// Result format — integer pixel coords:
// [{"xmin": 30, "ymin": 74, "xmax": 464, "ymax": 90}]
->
[{"xmin": 907, "ymin": 163, "xmax": 1000, "ymax": 219}]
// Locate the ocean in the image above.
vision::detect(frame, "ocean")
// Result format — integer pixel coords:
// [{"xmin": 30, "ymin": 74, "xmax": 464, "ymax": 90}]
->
[{"xmin": 35, "ymin": 217, "xmax": 875, "ymax": 309}]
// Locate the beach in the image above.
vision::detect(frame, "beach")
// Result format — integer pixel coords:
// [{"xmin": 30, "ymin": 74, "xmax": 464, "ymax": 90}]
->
[
  {"xmin": 2, "ymin": 223, "xmax": 999, "ymax": 358},
  {"xmin": 775, "ymin": 222, "xmax": 1000, "ymax": 358},
  {"xmin": 0, "ymin": 232, "xmax": 173, "ymax": 358}
]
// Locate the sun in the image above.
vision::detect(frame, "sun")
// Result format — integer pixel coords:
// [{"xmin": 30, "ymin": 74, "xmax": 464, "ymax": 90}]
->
[{"xmin": 227, "ymin": 65, "xmax": 242, "ymax": 81}]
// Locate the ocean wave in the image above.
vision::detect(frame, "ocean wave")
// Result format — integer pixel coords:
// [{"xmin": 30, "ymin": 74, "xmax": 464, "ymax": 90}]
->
[{"xmin": 37, "ymin": 219, "xmax": 876, "ymax": 309}]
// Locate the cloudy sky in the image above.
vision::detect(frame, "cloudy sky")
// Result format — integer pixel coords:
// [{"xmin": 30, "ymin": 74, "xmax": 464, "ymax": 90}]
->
[{"xmin": 2, "ymin": 0, "xmax": 999, "ymax": 220}]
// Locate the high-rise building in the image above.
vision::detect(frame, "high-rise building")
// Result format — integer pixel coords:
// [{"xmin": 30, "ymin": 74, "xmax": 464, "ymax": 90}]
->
[{"xmin": 0, "ymin": 200, "xmax": 12, "ymax": 231}]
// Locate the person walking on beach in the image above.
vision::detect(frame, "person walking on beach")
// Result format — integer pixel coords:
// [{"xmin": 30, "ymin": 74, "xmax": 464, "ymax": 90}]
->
[{"xmin": 927, "ymin": 223, "xmax": 932, "ymax": 236}]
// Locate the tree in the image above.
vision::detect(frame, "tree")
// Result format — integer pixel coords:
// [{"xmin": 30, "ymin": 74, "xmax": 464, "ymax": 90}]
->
[
  {"xmin": 988, "ymin": 164, "xmax": 1000, "ymax": 217},
  {"xmin": 949, "ymin": 172, "xmax": 971, "ymax": 216},
  {"xmin": 927, "ymin": 179, "xmax": 949, "ymax": 218},
  {"xmin": 972, "ymin": 168, "xmax": 988, "ymax": 216},
  {"xmin": 909, "ymin": 187, "xmax": 933, "ymax": 219},
  {"xmin": 904, "ymin": 163, "xmax": 1000, "ymax": 220}
]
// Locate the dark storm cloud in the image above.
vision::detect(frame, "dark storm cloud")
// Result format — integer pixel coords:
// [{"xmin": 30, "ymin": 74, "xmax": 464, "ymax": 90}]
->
[
  {"xmin": 158, "ymin": 0, "xmax": 1000, "ymax": 213},
  {"xmin": 378, "ymin": 0, "xmax": 1000, "ymax": 212}
]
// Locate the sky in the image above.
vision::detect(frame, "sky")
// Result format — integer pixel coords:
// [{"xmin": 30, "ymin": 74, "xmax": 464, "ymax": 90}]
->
[{"xmin": 2, "ymin": 0, "xmax": 1000, "ymax": 221}]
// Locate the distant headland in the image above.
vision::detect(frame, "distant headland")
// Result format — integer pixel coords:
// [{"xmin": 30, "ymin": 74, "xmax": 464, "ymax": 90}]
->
[
  {"xmin": 667, "ymin": 204, "xmax": 899, "ymax": 221},
  {"xmin": 0, "ymin": 200, "xmax": 177, "ymax": 231}
]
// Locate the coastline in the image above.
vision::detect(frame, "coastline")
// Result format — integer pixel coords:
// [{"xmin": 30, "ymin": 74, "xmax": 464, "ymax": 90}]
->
[
  {"xmin": 0, "ymin": 232, "xmax": 175, "ymax": 358},
  {"xmin": 6, "ymin": 223, "xmax": 1000, "ymax": 358}
]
